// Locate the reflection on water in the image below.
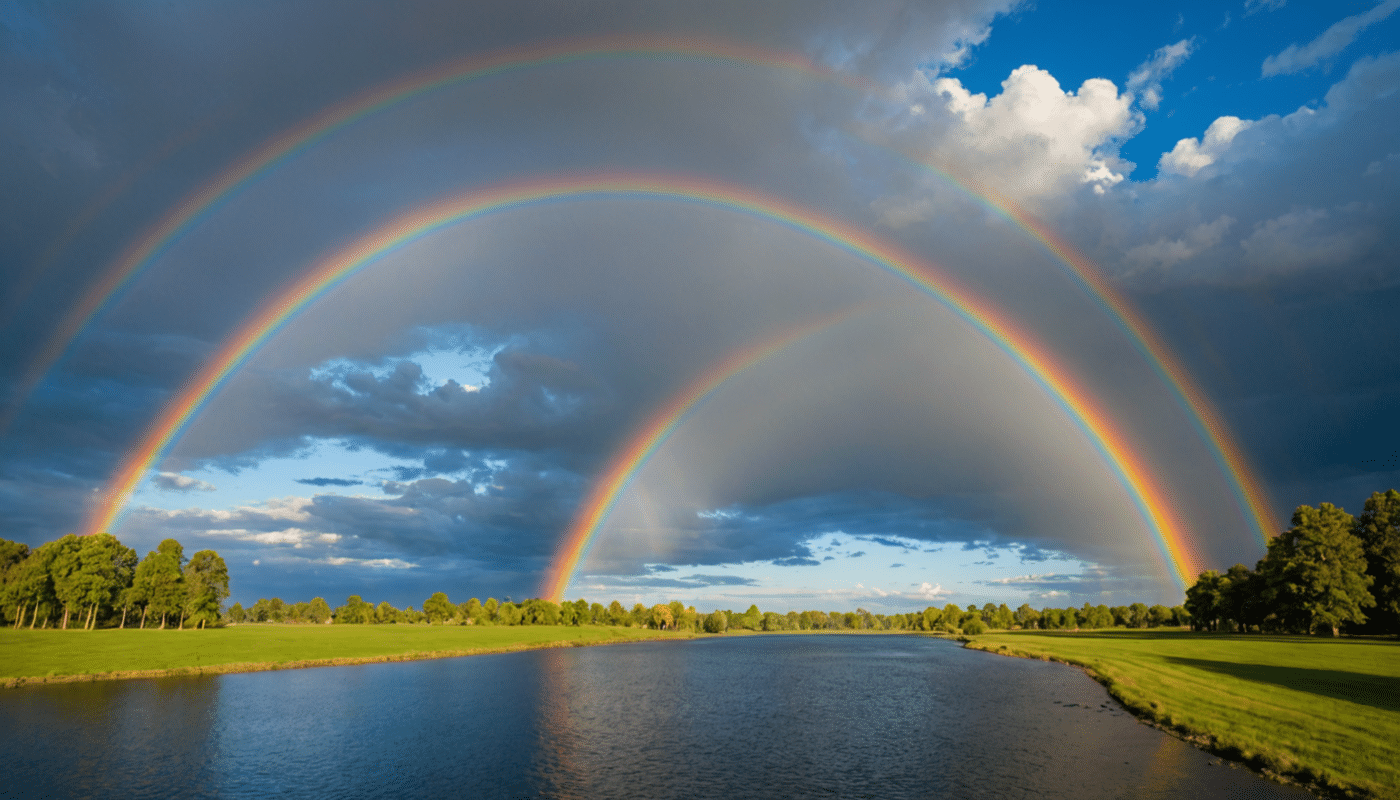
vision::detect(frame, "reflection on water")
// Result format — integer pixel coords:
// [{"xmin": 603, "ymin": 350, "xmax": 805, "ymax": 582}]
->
[{"xmin": 0, "ymin": 636, "xmax": 1315, "ymax": 799}]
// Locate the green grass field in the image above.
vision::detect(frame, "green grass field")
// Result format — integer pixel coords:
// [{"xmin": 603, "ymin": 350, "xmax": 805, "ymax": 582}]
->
[
  {"xmin": 0, "ymin": 624, "xmax": 692, "ymax": 686},
  {"xmin": 966, "ymin": 630, "xmax": 1400, "ymax": 799}
]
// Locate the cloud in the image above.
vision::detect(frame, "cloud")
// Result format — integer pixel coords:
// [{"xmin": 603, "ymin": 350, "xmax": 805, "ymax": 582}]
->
[
  {"xmin": 1240, "ymin": 206, "xmax": 1380, "ymax": 273},
  {"xmin": 153, "ymin": 471, "xmax": 216, "ymax": 493},
  {"xmin": 1158, "ymin": 116, "xmax": 1253, "ymax": 177},
  {"xmin": 1126, "ymin": 39, "xmax": 1195, "ymax": 111},
  {"xmin": 911, "ymin": 581, "xmax": 949, "ymax": 600},
  {"xmin": 870, "ymin": 63, "xmax": 1139, "ymax": 212},
  {"xmin": 1261, "ymin": 0, "xmax": 1400, "ymax": 77},
  {"xmin": 296, "ymin": 477, "xmax": 364, "ymax": 487},
  {"xmin": 1126, "ymin": 215, "xmax": 1234, "ymax": 269}
]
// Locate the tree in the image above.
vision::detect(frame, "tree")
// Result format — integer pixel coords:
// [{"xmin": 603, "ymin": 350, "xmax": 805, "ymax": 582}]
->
[
  {"xmin": 227, "ymin": 602, "xmax": 246, "ymax": 624},
  {"xmin": 335, "ymin": 595, "xmax": 374, "ymax": 624},
  {"xmin": 8, "ymin": 540, "xmax": 60, "ymax": 628},
  {"xmin": 1185, "ymin": 571, "xmax": 1227, "ymax": 631},
  {"xmin": 1013, "ymin": 603, "xmax": 1039, "ymax": 630},
  {"xmin": 652, "ymin": 604, "xmax": 674, "ymax": 630},
  {"xmin": 374, "ymin": 601, "xmax": 402, "ymax": 624},
  {"xmin": 703, "ymin": 610, "xmax": 728, "ymax": 633},
  {"xmin": 1261, "ymin": 503, "xmax": 1373, "ymax": 635},
  {"xmin": 307, "ymin": 597, "xmax": 332, "ymax": 624},
  {"xmin": 423, "ymin": 592, "xmax": 454, "ymax": 624},
  {"xmin": 183, "ymin": 550, "xmax": 229, "ymax": 629},
  {"xmin": 1354, "ymin": 489, "xmax": 1400, "ymax": 633},
  {"xmin": 131, "ymin": 547, "xmax": 184, "ymax": 628}
]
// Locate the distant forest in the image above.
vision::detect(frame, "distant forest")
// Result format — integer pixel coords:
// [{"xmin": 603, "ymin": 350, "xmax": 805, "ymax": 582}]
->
[{"xmin": 3, "ymin": 490, "xmax": 1395, "ymax": 636}]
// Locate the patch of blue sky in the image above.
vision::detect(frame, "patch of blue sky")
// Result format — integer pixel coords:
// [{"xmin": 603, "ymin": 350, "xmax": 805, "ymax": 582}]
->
[
  {"xmin": 951, "ymin": 0, "xmax": 1400, "ymax": 178},
  {"xmin": 131, "ymin": 438, "xmax": 424, "ymax": 510},
  {"xmin": 585, "ymin": 532, "xmax": 1096, "ymax": 612}
]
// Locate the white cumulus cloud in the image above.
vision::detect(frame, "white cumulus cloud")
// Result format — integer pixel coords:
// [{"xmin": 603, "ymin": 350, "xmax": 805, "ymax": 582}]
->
[
  {"xmin": 1158, "ymin": 115, "xmax": 1254, "ymax": 177},
  {"xmin": 870, "ymin": 64, "xmax": 1139, "ymax": 218}
]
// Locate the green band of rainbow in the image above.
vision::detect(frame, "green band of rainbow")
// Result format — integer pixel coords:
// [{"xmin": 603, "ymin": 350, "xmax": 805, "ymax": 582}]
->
[{"xmin": 82, "ymin": 173, "xmax": 1203, "ymax": 593}]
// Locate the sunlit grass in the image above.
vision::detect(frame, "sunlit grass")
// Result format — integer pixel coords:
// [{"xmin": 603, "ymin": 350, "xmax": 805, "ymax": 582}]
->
[
  {"xmin": 0, "ymin": 624, "xmax": 693, "ymax": 685},
  {"xmin": 966, "ymin": 629, "xmax": 1400, "ymax": 799}
]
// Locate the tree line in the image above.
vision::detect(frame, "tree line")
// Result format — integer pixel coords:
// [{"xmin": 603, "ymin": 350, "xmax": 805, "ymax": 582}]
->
[
  {"xmin": 233, "ymin": 591, "xmax": 1190, "ymax": 636},
  {"xmin": 1, "ymin": 535, "xmax": 229, "ymax": 630},
  {"xmin": 1185, "ymin": 490, "xmax": 1399, "ymax": 636}
]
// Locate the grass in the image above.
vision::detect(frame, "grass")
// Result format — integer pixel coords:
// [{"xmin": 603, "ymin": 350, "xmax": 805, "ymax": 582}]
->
[
  {"xmin": 0, "ymin": 624, "xmax": 694, "ymax": 687},
  {"xmin": 965, "ymin": 629, "xmax": 1400, "ymax": 799}
]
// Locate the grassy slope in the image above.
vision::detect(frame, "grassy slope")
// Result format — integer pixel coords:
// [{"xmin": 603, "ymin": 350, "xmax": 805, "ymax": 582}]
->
[
  {"xmin": 0, "ymin": 624, "xmax": 692, "ymax": 686},
  {"xmin": 966, "ymin": 630, "xmax": 1400, "ymax": 799}
]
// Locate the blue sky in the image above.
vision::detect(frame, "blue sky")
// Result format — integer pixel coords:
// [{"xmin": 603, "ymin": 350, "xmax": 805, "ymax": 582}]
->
[{"xmin": 2, "ymin": 0, "xmax": 1397, "ymax": 614}]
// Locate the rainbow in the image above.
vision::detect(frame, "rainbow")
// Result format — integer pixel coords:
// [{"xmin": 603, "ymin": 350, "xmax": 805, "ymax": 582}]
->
[
  {"xmin": 26, "ymin": 35, "xmax": 1274, "ymax": 548},
  {"xmin": 538, "ymin": 310, "xmax": 860, "ymax": 602},
  {"xmin": 18, "ymin": 34, "xmax": 872, "ymax": 407},
  {"xmin": 863, "ymin": 150, "xmax": 1279, "ymax": 543},
  {"xmin": 82, "ymin": 174, "xmax": 1204, "ymax": 593}
]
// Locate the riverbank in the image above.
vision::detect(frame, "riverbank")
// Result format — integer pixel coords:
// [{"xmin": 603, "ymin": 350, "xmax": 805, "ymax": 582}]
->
[
  {"xmin": 964, "ymin": 630, "xmax": 1400, "ymax": 800},
  {"xmin": 0, "ymin": 624, "xmax": 696, "ymax": 689}
]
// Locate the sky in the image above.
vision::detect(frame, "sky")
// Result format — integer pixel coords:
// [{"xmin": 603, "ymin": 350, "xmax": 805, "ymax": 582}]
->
[{"xmin": 2, "ymin": 0, "xmax": 1397, "ymax": 614}]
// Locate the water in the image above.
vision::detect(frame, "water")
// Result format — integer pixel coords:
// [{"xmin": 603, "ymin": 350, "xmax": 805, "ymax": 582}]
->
[{"xmin": 0, "ymin": 635, "xmax": 1315, "ymax": 799}]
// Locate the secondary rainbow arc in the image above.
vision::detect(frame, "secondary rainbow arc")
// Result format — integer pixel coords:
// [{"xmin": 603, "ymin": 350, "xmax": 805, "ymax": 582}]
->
[
  {"xmin": 81, "ymin": 174, "xmax": 1203, "ymax": 594},
  {"xmin": 28, "ymin": 35, "xmax": 1273, "ymax": 554}
]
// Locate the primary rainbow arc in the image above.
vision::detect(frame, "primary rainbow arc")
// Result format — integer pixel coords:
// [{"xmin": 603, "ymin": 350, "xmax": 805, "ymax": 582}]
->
[{"xmin": 82, "ymin": 173, "xmax": 1204, "ymax": 594}]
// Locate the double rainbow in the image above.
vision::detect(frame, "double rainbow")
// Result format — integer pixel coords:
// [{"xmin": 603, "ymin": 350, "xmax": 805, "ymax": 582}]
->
[
  {"xmin": 80, "ymin": 174, "xmax": 1203, "ymax": 593},
  {"xmin": 29, "ymin": 36, "xmax": 1274, "ymax": 553}
]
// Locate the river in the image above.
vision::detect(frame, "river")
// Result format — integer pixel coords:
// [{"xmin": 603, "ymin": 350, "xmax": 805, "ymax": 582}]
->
[{"xmin": 0, "ymin": 634, "xmax": 1316, "ymax": 798}]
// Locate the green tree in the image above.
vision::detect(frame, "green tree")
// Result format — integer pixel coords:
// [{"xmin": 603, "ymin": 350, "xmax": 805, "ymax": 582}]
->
[
  {"xmin": 374, "ymin": 600, "xmax": 402, "ymax": 624},
  {"xmin": 131, "ymin": 546, "xmax": 184, "ymax": 628},
  {"xmin": 1184, "ymin": 571, "xmax": 1224, "ymax": 631},
  {"xmin": 8, "ymin": 541, "xmax": 60, "ymax": 628},
  {"xmin": 1354, "ymin": 489, "xmax": 1400, "ymax": 633},
  {"xmin": 703, "ymin": 609, "xmax": 728, "ymax": 633},
  {"xmin": 335, "ymin": 595, "xmax": 374, "ymax": 624},
  {"xmin": 182, "ymin": 550, "xmax": 229, "ymax": 629},
  {"xmin": 1261, "ymin": 503, "xmax": 1374, "ymax": 635},
  {"xmin": 423, "ymin": 591, "xmax": 454, "ymax": 624},
  {"xmin": 227, "ymin": 602, "xmax": 246, "ymax": 624},
  {"xmin": 307, "ymin": 597, "xmax": 332, "ymax": 624},
  {"xmin": 653, "ymin": 604, "xmax": 674, "ymax": 630},
  {"xmin": 459, "ymin": 597, "xmax": 484, "ymax": 625},
  {"xmin": 1013, "ymin": 603, "xmax": 1039, "ymax": 630}
]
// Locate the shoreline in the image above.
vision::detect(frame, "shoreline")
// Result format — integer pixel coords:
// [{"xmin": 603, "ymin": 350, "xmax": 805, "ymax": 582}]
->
[
  {"xmin": 0, "ymin": 630, "xmax": 697, "ymax": 690},
  {"xmin": 961, "ymin": 637, "xmax": 1363, "ymax": 800}
]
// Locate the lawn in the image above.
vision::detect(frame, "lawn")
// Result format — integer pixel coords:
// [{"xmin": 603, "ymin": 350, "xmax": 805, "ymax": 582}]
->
[
  {"xmin": 965, "ymin": 630, "xmax": 1400, "ymax": 799},
  {"xmin": 0, "ymin": 624, "xmax": 693, "ymax": 686}
]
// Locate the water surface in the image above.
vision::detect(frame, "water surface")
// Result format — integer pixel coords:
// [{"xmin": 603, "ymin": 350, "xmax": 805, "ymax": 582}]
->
[{"xmin": 0, "ymin": 635, "xmax": 1316, "ymax": 798}]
